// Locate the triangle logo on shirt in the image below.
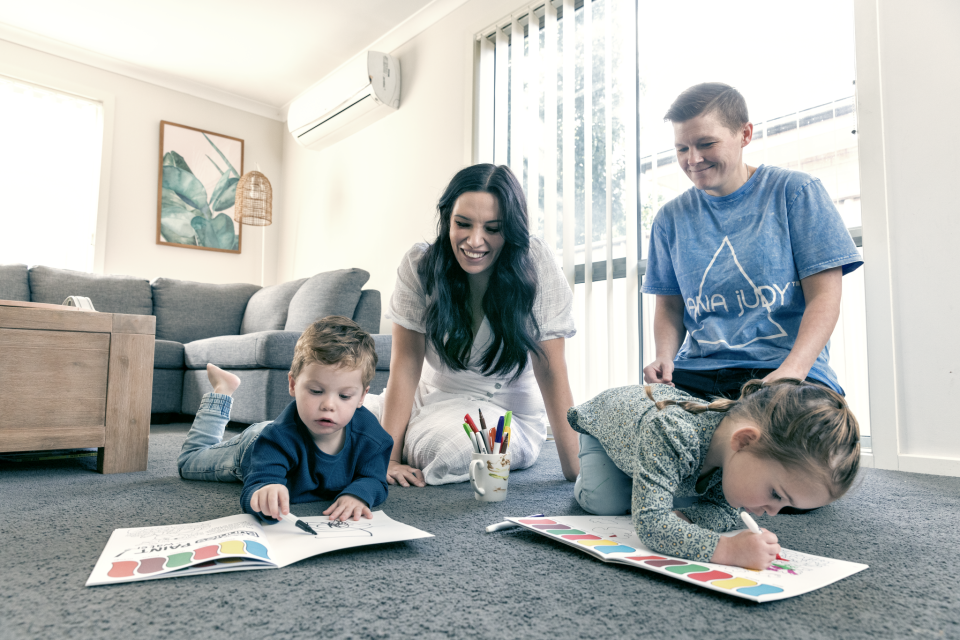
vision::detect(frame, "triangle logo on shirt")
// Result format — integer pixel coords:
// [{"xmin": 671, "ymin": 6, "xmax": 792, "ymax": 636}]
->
[{"xmin": 687, "ymin": 236, "xmax": 789, "ymax": 350}]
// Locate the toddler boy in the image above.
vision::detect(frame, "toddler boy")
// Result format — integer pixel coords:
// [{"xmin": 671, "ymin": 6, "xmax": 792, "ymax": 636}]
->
[{"xmin": 177, "ymin": 316, "xmax": 392, "ymax": 522}]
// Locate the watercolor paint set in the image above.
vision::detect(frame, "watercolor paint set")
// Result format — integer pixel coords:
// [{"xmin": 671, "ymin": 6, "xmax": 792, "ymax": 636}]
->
[{"xmin": 507, "ymin": 515, "xmax": 868, "ymax": 603}]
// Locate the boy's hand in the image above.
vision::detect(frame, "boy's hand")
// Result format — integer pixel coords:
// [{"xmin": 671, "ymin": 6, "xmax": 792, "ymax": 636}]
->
[
  {"xmin": 712, "ymin": 529, "xmax": 781, "ymax": 570},
  {"xmin": 250, "ymin": 484, "xmax": 290, "ymax": 520},
  {"xmin": 323, "ymin": 495, "xmax": 372, "ymax": 521}
]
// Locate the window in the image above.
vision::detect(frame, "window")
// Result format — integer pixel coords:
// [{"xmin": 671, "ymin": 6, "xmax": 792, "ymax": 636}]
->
[
  {"xmin": 0, "ymin": 75, "xmax": 104, "ymax": 272},
  {"xmin": 475, "ymin": 0, "xmax": 640, "ymax": 401},
  {"xmin": 477, "ymin": 0, "xmax": 868, "ymax": 440}
]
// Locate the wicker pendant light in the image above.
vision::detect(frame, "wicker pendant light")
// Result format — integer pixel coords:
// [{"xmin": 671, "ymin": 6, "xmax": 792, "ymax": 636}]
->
[{"xmin": 234, "ymin": 170, "xmax": 273, "ymax": 226}]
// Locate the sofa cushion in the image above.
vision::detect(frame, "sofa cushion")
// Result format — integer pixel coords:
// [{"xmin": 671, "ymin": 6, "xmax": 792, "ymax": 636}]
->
[
  {"xmin": 353, "ymin": 289, "xmax": 381, "ymax": 334},
  {"xmin": 28, "ymin": 266, "xmax": 152, "ymax": 315},
  {"xmin": 182, "ymin": 368, "xmax": 292, "ymax": 423},
  {"xmin": 284, "ymin": 268, "xmax": 370, "ymax": 332},
  {"xmin": 240, "ymin": 278, "xmax": 306, "ymax": 334},
  {"xmin": 154, "ymin": 339, "xmax": 185, "ymax": 369},
  {"xmin": 0, "ymin": 264, "xmax": 30, "ymax": 301},
  {"xmin": 184, "ymin": 330, "xmax": 300, "ymax": 370},
  {"xmin": 152, "ymin": 278, "xmax": 260, "ymax": 344}
]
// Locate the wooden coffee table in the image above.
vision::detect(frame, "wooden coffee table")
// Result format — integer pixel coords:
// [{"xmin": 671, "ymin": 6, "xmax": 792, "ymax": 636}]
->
[{"xmin": 0, "ymin": 299, "xmax": 155, "ymax": 473}]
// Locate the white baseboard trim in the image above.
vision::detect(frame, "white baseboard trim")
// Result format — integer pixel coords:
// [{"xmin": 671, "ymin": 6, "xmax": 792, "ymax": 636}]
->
[
  {"xmin": 859, "ymin": 451, "xmax": 875, "ymax": 468},
  {"xmin": 896, "ymin": 455, "xmax": 960, "ymax": 478}
]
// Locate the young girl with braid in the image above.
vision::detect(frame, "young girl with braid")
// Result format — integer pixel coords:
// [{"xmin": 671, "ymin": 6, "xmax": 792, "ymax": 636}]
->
[{"xmin": 569, "ymin": 379, "xmax": 860, "ymax": 570}]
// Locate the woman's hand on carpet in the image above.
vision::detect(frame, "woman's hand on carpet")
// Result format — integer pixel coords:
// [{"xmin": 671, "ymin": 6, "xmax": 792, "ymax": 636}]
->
[
  {"xmin": 250, "ymin": 483, "xmax": 290, "ymax": 519},
  {"xmin": 387, "ymin": 460, "xmax": 425, "ymax": 487}
]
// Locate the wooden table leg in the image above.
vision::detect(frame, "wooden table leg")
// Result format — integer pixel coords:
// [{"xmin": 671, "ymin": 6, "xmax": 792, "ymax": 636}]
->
[{"xmin": 98, "ymin": 332, "xmax": 155, "ymax": 473}]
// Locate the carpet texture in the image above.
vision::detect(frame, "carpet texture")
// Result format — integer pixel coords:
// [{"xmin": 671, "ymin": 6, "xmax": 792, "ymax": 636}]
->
[{"xmin": 2, "ymin": 423, "xmax": 959, "ymax": 640}]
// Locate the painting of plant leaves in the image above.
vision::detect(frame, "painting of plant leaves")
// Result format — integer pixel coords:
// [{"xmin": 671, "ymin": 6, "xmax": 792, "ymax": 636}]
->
[{"xmin": 156, "ymin": 121, "xmax": 244, "ymax": 253}]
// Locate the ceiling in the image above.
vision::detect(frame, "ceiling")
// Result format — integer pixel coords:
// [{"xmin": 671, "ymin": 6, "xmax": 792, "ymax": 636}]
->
[{"xmin": 0, "ymin": 0, "xmax": 443, "ymax": 116}]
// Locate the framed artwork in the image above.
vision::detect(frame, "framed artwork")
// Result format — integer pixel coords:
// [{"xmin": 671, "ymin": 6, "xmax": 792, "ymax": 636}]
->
[{"xmin": 156, "ymin": 121, "xmax": 244, "ymax": 253}]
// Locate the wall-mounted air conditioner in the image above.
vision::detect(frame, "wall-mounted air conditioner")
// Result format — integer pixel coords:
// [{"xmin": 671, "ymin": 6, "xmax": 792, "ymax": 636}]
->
[{"xmin": 287, "ymin": 51, "xmax": 400, "ymax": 151}]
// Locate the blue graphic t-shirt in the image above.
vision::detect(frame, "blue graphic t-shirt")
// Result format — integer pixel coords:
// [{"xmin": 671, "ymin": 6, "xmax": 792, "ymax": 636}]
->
[{"xmin": 642, "ymin": 164, "xmax": 862, "ymax": 393}]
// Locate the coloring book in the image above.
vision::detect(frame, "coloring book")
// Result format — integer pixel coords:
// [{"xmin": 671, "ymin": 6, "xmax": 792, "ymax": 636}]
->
[
  {"xmin": 86, "ymin": 511, "xmax": 433, "ymax": 587},
  {"xmin": 508, "ymin": 515, "xmax": 867, "ymax": 603}
]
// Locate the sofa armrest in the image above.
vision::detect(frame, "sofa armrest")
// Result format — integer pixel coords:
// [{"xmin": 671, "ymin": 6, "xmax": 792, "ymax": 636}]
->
[
  {"xmin": 368, "ymin": 333, "xmax": 391, "ymax": 396},
  {"xmin": 372, "ymin": 334, "xmax": 391, "ymax": 372}
]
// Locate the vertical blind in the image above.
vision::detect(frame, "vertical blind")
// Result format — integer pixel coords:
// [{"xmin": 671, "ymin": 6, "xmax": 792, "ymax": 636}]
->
[
  {"xmin": 475, "ymin": 0, "xmax": 639, "ymax": 402},
  {"xmin": 0, "ymin": 75, "xmax": 103, "ymax": 272}
]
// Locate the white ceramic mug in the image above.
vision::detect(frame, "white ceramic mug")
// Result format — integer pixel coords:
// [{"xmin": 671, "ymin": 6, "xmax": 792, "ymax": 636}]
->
[{"xmin": 468, "ymin": 452, "xmax": 511, "ymax": 502}]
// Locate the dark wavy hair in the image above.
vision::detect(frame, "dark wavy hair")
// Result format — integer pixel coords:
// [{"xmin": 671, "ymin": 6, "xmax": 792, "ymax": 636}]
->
[{"xmin": 418, "ymin": 164, "xmax": 542, "ymax": 380}]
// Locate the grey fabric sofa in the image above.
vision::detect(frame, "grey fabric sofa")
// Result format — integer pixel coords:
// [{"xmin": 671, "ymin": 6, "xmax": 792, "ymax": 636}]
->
[{"xmin": 0, "ymin": 263, "xmax": 390, "ymax": 424}]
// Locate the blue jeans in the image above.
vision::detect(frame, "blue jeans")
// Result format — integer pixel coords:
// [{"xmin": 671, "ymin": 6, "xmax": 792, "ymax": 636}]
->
[
  {"xmin": 177, "ymin": 393, "xmax": 269, "ymax": 482},
  {"xmin": 574, "ymin": 433, "xmax": 632, "ymax": 515},
  {"xmin": 575, "ymin": 434, "xmax": 701, "ymax": 515}
]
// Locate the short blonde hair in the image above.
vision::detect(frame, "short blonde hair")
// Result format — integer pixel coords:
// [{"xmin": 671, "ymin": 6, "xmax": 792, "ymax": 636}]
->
[{"xmin": 290, "ymin": 316, "xmax": 377, "ymax": 388}]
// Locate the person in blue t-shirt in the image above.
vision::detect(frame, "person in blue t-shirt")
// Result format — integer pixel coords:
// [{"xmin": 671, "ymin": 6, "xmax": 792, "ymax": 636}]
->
[
  {"xmin": 574, "ymin": 83, "xmax": 863, "ymax": 516},
  {"xmin": 177, "ymin": 316, "xmax": 392, "ymax": 522},
  {"xmin": 641, "ymin": 82, "xmax": 862, "ymax": 400}
]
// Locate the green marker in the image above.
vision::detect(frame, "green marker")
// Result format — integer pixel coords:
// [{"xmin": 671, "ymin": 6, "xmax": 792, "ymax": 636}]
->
[{"xmin": 462, "ymin": 422, "xmax": 479, "ymax": 453}]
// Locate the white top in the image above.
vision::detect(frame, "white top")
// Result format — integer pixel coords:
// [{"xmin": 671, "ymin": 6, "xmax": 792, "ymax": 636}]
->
[{"xmin": 366, "ymin": 236, "xmax": 575, "ymax": 485}]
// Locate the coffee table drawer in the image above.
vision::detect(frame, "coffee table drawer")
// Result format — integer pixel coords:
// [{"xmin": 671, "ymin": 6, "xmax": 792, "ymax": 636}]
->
[{"xmin": 0, "ymin": 328, "xmax": 109, "ymax": 428}]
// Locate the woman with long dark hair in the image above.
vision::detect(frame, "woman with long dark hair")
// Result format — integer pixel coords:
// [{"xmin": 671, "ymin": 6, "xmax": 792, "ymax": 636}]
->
[{"xmin": 362, "ymin": 164, "xmax": 580, "ymax": 486}]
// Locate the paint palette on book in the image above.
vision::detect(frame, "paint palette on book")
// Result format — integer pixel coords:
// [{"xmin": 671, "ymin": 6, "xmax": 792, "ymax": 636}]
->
[
  {"xmin": 507, "ymin": 515, "xmax": 867, "ymax": 603},
  {"xmin": 86, "ymin": 511, "xmax": 433, "ymax": 586}
]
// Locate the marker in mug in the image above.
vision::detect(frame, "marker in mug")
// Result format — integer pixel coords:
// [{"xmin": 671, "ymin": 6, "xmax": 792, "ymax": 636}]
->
[
  {"xmin": 276, "ymin": 512, "xmax": 318, "ymax": 535},
  {"xmin": 466, "ymin": 423, "xmax": 485, "ymax": 454},
  {"xmin": 465, "ymin": 420, "xmax": 487, "ymax": 454},
  {"xmin": 462, "ymin": 423, "xmax": 479, "ymax": 453}
]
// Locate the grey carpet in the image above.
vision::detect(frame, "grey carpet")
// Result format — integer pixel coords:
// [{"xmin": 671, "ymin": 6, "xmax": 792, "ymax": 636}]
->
[{"xmin": 2, "ymin": 423, "xmax": 959, "ymax": 640}]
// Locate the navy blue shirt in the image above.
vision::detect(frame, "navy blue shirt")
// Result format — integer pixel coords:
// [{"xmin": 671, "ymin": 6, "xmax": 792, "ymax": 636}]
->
[{"xmin": 240, "ymin": 400, "xmax": 392, "ymax": 521}]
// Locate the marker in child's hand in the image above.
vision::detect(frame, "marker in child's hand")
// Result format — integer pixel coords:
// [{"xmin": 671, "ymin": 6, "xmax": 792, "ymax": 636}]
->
[
  {"xmin": 740, "ymin": 511, "xmax": 788, "ymax": 561},
  {"xmin": 276, "ymin": 511, "xmax": 318, "ymax": 535},
  {"xmin": 740, "ymin": 510, "xmax": 762, "ymax": 534}
]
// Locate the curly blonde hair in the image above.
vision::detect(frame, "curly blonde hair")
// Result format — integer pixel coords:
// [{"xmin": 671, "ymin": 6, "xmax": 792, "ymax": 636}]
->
[{"xmin": 646, "ymin": 378, "xmax": 861, "ymax": 499}]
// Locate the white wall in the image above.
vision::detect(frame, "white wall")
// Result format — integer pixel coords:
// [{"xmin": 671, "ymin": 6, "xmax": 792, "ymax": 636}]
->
[
  {"xmin": 856, "ymin": 0, "xmax": 960, "ymax": 473},
  {"xmin": 0, "ymin": 38, "xmax": 283, "ymax": 286},
  {"xmin": 277, "ymin": 0, "xmax": 522, "ymax": 332}
]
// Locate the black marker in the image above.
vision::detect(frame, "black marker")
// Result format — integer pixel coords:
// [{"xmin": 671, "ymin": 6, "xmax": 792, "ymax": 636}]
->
[{"xmin": 276, "ymin": 512, "xmax": 318, "ymax": 535}]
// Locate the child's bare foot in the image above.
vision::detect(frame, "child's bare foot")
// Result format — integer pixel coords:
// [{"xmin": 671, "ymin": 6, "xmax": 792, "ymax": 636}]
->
[{"xmin": 207, "ymin": 364, "xmax": 241, "ymax": 396}]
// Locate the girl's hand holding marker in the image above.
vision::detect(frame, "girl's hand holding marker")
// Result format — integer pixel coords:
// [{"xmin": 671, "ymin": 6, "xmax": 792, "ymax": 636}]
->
[{"xmin": 715, "ymin": 510, "xmax": 782, "ymax": 570}]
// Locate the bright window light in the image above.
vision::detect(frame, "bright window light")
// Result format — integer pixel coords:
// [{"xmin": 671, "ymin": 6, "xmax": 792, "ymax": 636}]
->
[{"xmin": 0, "ymin": 75, "xmax": 104, "ymax": 272}]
